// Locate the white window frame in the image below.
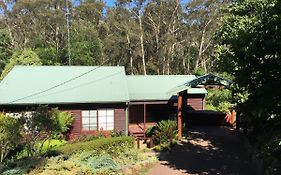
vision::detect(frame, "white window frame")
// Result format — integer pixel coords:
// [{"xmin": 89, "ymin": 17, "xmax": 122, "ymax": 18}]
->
[{"xmin": 81, "ymin": 109, "xmax": 114, "ymax": 131}]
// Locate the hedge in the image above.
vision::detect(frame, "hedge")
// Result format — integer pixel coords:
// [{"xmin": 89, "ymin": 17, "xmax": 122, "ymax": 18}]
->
[{"xmin": 52, "ymin": 136, "xmax": 134, "ymax": 155}]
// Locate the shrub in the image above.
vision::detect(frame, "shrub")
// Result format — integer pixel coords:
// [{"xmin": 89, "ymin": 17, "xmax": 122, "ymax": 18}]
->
[
  {"xmin": 21, "ymin": 107, "xmax": 73, "ymax": 156},
  {"xmin": 54, "ymin": 136, "xmax": 134, "ymax": 155},
  {"xmin": 110, "ymin": 130, "xmax": 124, "ymax": 137},
  {"xmin": 153, "ymin": 120, "xmax": 177, "ymax": 146},
  {"xmin": 145, "ymin": 126, "xmax": 156, "ymax": 137},
  {"xmin": 87, "ymin": 154, "xmax": 118, "ymax": 171},
  {"xmin": 205, "ymin": 89, "xmax": 234, "ymax": 113},
  {"xmin": 0, "ymin": 113, "xmax": 22, "ymax": 162}
]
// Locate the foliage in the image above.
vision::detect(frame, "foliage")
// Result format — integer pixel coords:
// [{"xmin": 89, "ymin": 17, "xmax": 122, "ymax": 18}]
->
[
  {"xmin": 0, "ymin": 157, "xmax": 43, "ymax": 175},
  {"xmin": 145, "ymin": 126, "xmax": 156, "ymax": 137},
  {"xmin": 51, "ymin": 108, "xmax": 74, "ymax": 137},
  {"xmin": 0, "ymin": 0, "xmax": 229, "ymax": 75},
  {"xmin": 0, "ymin": 29, "xmax": 12, "ymax": 76},
  {"xmin": 0, "ymin": 113, "xmax": 22, "ymax": 162},
  {"xmin": 0, "ymin": 136, "xmax": 151, "ymax": 175},
  {"xmin": 21, "ymin": 107, "xmax": 73, "ymax": 156},
  {"xmin": 205, "ymin": 89, "xmax": 234, "ymax": 113},
  {"xmin": 194, "ymin": 67, "xmax": 205, "ymax": 76},
  {"xmin": 151, "ymin": 120, "xmax": 177, "ymax": 146},
  {"xmin": 86, "ymin": 154, "xmax": 118, "ymax": 172},
  {"xmin": 54, "ymin": 136, "xmax": 134, "ymax": 155},
  {"xmin": 215, "ymin": 0, "xmax": 281, "ymax": 173},
  {"xmin": 0, "ymin": 49, "xmax": 42, "ymax": 79},
  {"xmin": 69, "ymin": 21, "xmax": 103, "ymax": 65}
]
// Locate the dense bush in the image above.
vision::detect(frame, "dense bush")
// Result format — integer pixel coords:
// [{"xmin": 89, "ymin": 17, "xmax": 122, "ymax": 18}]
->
[
  {"xmin": 0, "ymin": 113, "xmax": 22, "ymax": 162},
  {"xmin": 205, "ymin": 89, "xmax": 234, "ymax": 113},
  {"xmin": 148, "ymin": 120, "xmax": 177, "ymax": 147},
  {"xmin": 54, "ymin": 136, "xmax": 134, "ymax": 155},
  {"xmin": 22, "ymin": 107, "xmax": 73, "ymax": 156}
]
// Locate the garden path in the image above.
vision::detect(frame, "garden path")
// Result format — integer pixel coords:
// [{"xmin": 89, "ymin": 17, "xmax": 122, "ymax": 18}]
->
[{"xmin": 146, "ymin": 126, "xmax": 257, "ymax": 175}]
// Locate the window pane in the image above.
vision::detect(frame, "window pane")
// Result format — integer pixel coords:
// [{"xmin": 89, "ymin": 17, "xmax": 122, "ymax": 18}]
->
[
  {"xmin": 90, "ymin": 116, "xmax": 96, "ymax": 122},
  {"xmin": 98, "ymin": 110, "xmax": 106, "ymax": 116},
  {"xmin": 82, "ymin": 117, "xmax": 89, "ymax": 124},
  {"xmin": 89, "ymin": 110, "xmax": 97, "ymax": 117},
  {"xmin": 82, "ymin": 111, "xmax": 89, "ymax": 117},
  {"xmin": 107, "ymin": 109, "xmax": 114, "ymax": 116},
  {"xmin": 82, "ymin": 110, "xmax": 97, "ymax": 131},
  {"xmin": 97, "ymin": 109, "xmax": 114, "ymax": 131},
  {"xmin": 82, "ymin": 124, "xmax": 89, "ymax": 130},
  {"xmin": 107, "ymin": 114, "xmax": 114, "ymax": 123}
]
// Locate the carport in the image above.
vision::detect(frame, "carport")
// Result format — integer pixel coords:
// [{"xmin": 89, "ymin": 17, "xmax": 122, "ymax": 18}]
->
[{"xmin": 168, "ymin": 74, "xmax": 232, "ymax": 139}]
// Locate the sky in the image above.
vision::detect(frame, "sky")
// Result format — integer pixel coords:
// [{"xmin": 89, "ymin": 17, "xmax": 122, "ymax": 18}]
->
[
  {"xmin": 105, "ymin": 0, "xmax": 116, "ymax": 7},
  {"xmin": 1, "ymin": 0, "xmax": 189, "ymax": 14}
]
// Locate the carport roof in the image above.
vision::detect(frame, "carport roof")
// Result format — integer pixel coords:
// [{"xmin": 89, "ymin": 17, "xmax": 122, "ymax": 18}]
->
[{"xmin": 167, "ymin": 73, "xmax": 232, "ymax": 95}]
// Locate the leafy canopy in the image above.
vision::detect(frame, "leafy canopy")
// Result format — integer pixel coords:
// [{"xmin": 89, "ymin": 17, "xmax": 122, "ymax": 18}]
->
[
  {"xmin": 0, "ymin": 113, "xmax": 22, "ymax": 162},
  {"xmin": 0, "ymin": 49, "xmax": 42, "ymax": 79}
]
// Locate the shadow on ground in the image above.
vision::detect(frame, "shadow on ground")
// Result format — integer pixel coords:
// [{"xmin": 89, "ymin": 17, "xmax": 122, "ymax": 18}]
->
[{"xmin": 156, "ymin": 126, "xmax": 256, "ymax": 175}]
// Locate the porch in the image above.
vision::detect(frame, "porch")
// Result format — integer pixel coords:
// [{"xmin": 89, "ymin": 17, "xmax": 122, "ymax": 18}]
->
[{"xmin": 128, "ymin": 102, "xmax": 177, "ymax": 138}]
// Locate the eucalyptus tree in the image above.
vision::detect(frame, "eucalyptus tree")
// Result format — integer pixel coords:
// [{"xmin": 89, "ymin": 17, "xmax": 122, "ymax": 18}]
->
[{"xmin": 185, "ymin": 0, "xmax": 227, "ymax": 72}]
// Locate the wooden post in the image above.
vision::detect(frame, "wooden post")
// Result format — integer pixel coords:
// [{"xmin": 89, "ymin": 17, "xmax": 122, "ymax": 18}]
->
[
  {"xmin": 143, "ymin": 104, "xmax": 146, "ymax": 138},
  {"xmin": 177, "ymin": 92, "xmax": 183, "ymax": 140},
  {"xmin": 125, "ymin": 102, "xmax": 129, "ymax": 135},
  {"xmin": 231, "ymin": 110, "xmax": 236, "ymax": 128}
]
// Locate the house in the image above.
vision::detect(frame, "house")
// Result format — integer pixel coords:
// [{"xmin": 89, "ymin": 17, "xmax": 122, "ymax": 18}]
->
[{"xmin": 0, "ymin": 66, "xmax": 207, "ymax": 139}]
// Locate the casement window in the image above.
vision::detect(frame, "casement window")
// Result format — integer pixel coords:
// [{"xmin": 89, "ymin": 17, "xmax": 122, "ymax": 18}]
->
[
  {"xmin": 81, "ymin": 109, "xmax": 114, "ymax": 131},
  {"xmin": 82, "ymin": 110, "xmax": 97, "ymax": 131},
  {"xmin": 98, "ymin": 109, "xmax": 114, "ymax": 131}
]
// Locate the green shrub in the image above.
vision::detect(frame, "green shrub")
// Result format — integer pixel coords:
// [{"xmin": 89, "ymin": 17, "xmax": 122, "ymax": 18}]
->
[
  {"xmin": 206, "ymin": 89, "xmax": 234, "ymax": 113},
  {"xmin": 145, "ymin": 126, "xmax": 156, "ymax": 137},
  {"xmin": 54, "ymin": 136, "xmax": 134, "ymax": 155},
  {"xmin": 87, "ymin": 154, "xmax": 118, "ymax": 171},
  {"xmin": 110, "ymin": 130, "xmax": 124, "ymax": 137},
  {"xmin": 0, "ymin": 113, "xmax": 23, "ymax": 162},
  {"xmin": 153, "ymin": 120, "xmax": 177, "ymax": 146},
  {"xmin": 51, "ymin": 109, "xmax": 74, "ymax": 138}
]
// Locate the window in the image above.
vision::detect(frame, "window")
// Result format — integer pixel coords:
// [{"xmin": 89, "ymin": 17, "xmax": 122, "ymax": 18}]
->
[
  {"xmin": 82, "ymin": 109, "xmax": 114, "ymax": 131},
  {"xmin": 82, "ymin": 110, "xmax": 97, "ymax": 131},
  {"xmin": 98, "ymin": 109, "xmax": 114, "ymax": 131}
]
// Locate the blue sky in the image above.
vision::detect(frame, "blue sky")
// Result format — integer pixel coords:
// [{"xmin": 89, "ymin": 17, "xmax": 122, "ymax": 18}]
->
[
  {"xmin": 105, "ymin": 0, "xmax": 116, "ymax": 7},
  {"xmin": 1, "ymin": 0, "xmax": 189, "ymax": 13}
]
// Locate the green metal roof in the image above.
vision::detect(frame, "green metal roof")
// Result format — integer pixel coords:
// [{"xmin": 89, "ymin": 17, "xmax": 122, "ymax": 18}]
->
[
  {"xmin": 0, "ymin": 66, "xmax": 129, "ymax": 105},
  {"xmin": 0, "ymin": 66, "xmax": 207, "ymax": 105},
  {"xmin": 127, "ymin": 75, "xmax": 207, "ymax": 101},
  {"xmin": 167, "ymin": 73, "xmax": 232, "ymax": 95}
]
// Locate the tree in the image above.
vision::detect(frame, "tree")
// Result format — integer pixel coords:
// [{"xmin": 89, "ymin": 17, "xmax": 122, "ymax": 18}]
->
[
  {"xmin": 0, "ymin": 29, "xmax": 12, "ymax": 76},
  {"xmin": 0, "ymin": 49, "xmax": 42, "ymax": 79},
  {"xmin": 185, "ymin": 0, "xmax": 227, "ymax": 72},
  {"xmin": 22, "ymin": 107, "xmax": 73, "ymax": 156},
  {"xmin": 69, "ymin": 21, "xmax": 103, "ymax": 65},
  {"xmin": 215, "ymin": 0, "xmax": 281, "ymax": 172},
  {"xmin": 0, "ymin": 113, "xmax": 22, "ymax": 162}
]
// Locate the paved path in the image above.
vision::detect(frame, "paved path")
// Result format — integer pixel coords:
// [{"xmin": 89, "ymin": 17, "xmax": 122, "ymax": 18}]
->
[{"xmin": 147, "ymin": 126, "xmax": 256, "ymax": 175}]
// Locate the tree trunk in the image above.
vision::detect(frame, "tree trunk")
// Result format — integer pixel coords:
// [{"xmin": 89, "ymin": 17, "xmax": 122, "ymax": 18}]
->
[
  {"xmin": 127, "ymin": 34, "xmax": 134, "ymax": 75},
  {"xmin": 138, "ymin": 15, "xmax": 146, "ymax": 75},
  {"xmin": 195, "ymin": 29, "xmax": 206, "ymax": 71}
]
